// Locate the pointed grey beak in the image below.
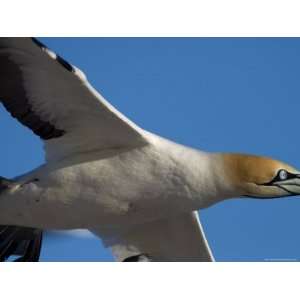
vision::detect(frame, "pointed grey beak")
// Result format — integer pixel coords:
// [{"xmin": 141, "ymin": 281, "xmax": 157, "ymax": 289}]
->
[
  {"xmin": 274, "ymin": 175, "xmax": 300, "ymax": 196},
  {"xmin": 259, "ymin": 170, "xmax": 300, "ymax": 197}
]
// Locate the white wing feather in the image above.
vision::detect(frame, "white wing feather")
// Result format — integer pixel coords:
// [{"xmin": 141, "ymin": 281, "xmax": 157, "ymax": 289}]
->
[{"xmin": 0, "ymin": 38, "xmax": 147, "ymax": 162}]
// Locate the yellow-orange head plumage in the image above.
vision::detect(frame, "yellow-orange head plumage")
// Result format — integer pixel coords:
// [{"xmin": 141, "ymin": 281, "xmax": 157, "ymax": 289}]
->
[{"xmin": 220, "ymin": 153, "xmax": 300, "ymax": 198}]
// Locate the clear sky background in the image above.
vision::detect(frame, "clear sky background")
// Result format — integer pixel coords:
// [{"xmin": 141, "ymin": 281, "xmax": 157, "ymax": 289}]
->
[{"xmin": 1, "ymin": 38, "xmax": 300, "ymax": 261}]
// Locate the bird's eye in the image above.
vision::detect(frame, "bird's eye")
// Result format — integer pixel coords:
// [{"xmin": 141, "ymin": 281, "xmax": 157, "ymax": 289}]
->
[
  {"xmin": 260, "ymin": 169, "xmax": 292, "ymax": 186},
  {"xmin": 278, "ymin": 169, "xmax": 288, "ymax": 181}
]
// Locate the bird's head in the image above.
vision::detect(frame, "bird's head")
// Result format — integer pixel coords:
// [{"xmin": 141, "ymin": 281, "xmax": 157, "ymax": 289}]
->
[{"xmin": 221, "ymin": 153, "xmax": 300, "ymax": 199}]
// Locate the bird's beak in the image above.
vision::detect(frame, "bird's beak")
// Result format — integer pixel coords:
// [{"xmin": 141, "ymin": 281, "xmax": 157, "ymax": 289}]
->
[{"xmin": 273, "ymin": 174, "xmax": 300, "ymax": 196}]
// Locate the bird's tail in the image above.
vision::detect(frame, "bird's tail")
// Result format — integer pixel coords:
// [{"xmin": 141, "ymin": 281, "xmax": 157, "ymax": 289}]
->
[{"xmin": 0, "ymin": 176, "xmax": 43, "ymax": 262}]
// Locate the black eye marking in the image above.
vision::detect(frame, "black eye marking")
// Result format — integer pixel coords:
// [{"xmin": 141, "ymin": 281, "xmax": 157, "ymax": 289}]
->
[{"xmin": 261, "ymin": 169, "xmax": 297, "ymax": 186}]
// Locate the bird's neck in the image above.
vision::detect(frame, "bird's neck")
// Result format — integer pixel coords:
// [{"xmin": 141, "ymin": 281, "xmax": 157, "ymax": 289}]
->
[
  {"xmin": 172, "ymin": 149, "xmax": 238, "ymax": 209},
  {"xmin": 148, "ymin": 133, "xmax": 238, "ymax": 209}
]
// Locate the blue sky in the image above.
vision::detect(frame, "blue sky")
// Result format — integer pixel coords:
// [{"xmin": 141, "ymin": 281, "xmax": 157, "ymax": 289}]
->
[{"xmin": 1, "ymin": 38, "xmax": 300, "ymax": 261}]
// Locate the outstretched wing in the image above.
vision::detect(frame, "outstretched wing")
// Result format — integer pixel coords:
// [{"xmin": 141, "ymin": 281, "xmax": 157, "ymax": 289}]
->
[
  {"xmin": 99, "ymin": 211, "xmax": 214, "ymax": 262},
  {"xmin": 0, "ymin": 38, "xmax": 147, "ymax": 162}
]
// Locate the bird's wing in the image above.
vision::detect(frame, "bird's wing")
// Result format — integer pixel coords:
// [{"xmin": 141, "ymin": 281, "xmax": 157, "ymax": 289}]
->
[
  {"xmin": 0, "ymin": 38, "xmax": 147, "ymax": 162},
  {"xmin": 100, "ymin": 211, "xmax": 214, "ymax": 262},
  {"xmin": 0, "ymin": 225, "xmax": 43, "ymax": 262}
]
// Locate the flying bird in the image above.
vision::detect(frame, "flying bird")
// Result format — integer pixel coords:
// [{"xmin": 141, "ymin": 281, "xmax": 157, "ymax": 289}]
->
[{"xmin": 0, "ymin": 38, "xmax": 299, "ymax": 262}]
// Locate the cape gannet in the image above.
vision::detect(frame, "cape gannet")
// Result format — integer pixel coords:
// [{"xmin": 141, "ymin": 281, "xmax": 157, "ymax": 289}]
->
[{"xmin": 0, "ymin": 38, "xmax": 299, "ymax": 262}]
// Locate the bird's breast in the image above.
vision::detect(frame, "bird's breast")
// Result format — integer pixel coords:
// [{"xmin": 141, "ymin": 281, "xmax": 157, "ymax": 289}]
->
[{"xmin": 7, "ymin": 146, "xmax": 197, "ymax": 229}]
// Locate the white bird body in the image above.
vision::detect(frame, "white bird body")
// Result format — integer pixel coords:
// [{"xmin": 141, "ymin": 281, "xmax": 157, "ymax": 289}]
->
[{"xmin": 0, "ymin": 132, "xmax": 228, "ymax": 230}]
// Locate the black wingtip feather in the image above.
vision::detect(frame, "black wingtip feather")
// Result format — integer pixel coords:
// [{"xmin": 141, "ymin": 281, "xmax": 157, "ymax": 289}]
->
[
  {"xmin": 14, "ymin": 234, "xmax": 43, "ymax": 262},
  {"xmin": 31, "ymin": 37, "xmax": 74, "ymax": 73},
  {"xmin": 31, "ymin": 37, "xmax": 47, "ymax": 49},
  {"xmin": 56, "ymin": 55, "xmax": 74, "ymax": 72},
  {"xmin": 0, "ymin": 226, "xmax": 43, "ymax": 262}
]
